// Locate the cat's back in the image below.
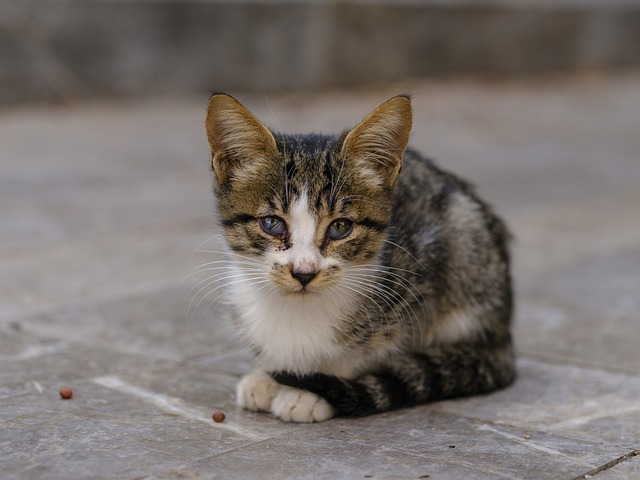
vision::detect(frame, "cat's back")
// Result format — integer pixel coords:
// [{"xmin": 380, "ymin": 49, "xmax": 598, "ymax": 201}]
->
[
  {"xmin": 395, "ymin": 148, "xmax": 509, "ymax": 248},
  {"xmin": 395, "ymin": 149, "xmax": 475, "ymax": 216},
  {"xmin": 390, "ymin": 148, "xmax": 512, "ymax": 322}
]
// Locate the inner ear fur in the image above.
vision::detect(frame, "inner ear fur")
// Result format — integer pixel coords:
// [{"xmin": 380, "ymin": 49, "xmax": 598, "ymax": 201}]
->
[
  {"xmin": 340, "ymin": 95, "xmax": 413, "ymax": 186},
  {"xmin": 205, "ymin": 93, "xmax": 278, "ymax": 183}
]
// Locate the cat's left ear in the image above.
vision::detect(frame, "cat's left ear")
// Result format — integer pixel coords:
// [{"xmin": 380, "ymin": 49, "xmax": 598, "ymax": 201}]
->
[
  {"xmin": 340, "ymin": 95, "xmax": 412, "ymax": 187},
  {"xmin": 205, "ymin": 93, "xmax": 278, "ymax": 184}
]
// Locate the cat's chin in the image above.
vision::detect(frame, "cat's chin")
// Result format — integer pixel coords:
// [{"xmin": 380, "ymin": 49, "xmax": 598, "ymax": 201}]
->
[
  {"xmin": 280, "ymin": 286, "xmax": 324, "ymax": 299},
  {"xmin": 283, "ymin": 289, "xmax": 316, "ymax": 299}
]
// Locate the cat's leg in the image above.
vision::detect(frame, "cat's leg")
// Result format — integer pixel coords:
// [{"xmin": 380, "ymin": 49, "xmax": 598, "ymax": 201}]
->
[
  {"xmin": 272, "ymin": 340, "xmax": 516, "ymax": 417},
  {"xmin": 271, "ymin": 385, "xmax": 335, "ymax": 423},
  {"xmin": 236, "ymin": 370, "xmax": 281, "ymax": 412}
]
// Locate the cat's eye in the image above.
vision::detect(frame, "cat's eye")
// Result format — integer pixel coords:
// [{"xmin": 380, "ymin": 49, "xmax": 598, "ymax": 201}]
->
[
  {"xmin": 259, "ymin": 216, "xmax": 287, "ymax": 236},
  {"xmin": 327, "ymin": 219, "xmax": 354, "ymax": 241}
]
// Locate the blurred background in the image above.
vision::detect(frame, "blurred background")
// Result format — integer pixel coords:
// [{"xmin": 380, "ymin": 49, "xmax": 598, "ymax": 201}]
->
[{"xmin": 2, "ymin": 0, "xmax": 640, "ymax": 103}]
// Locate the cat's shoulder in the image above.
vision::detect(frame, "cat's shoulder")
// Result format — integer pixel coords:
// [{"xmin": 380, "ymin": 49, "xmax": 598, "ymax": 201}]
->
[
  {"xmin": 397, "ymin": 148, "xmax": 508, "ymax": 236},
  {"xmin": 399, "ymin": 148, "xmax": 475, "ymax": 199}
]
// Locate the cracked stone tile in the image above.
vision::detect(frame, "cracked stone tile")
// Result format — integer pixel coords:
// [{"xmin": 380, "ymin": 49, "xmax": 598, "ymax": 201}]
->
[
  {"xmin": 429, "ymin": 358, "xmax": 640, "ymax": 450},
  {"xmin": 1, "ymin": 379, "xmax": 258, "ymax": 479},
  {"xmin": 185, "ymin": 411, "xmax": 625, "ymax": 480}
]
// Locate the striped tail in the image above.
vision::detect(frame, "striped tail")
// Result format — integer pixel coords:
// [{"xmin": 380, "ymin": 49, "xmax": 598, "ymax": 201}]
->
[{"xmin": 272, "ymin": 341, "xmax": 516, "ymax": 417}]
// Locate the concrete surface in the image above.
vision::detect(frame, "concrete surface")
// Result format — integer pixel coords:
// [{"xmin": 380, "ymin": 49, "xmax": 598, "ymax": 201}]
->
[
  {"xmin": 1, "ymin": 72, "xmax": 640, "ymax": 479},
  {"xmin": 2, "ymin": 0, "xmax": 640, "ymax": 103}
]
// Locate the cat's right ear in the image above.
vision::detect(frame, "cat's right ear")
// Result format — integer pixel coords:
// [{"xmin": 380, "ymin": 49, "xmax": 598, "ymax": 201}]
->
[{"xmin": 205, "ymin": 93, "xmax": 278, "ymax": 184}]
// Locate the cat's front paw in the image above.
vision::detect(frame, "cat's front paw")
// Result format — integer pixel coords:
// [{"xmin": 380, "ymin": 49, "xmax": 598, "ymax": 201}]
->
[
  {"xmin": 271, "ymin": 386, "xmax": 335, "ymax": 423},
  {"xmin": 236, "ymin": 371, "xmax": 281, "ymax": 412}
]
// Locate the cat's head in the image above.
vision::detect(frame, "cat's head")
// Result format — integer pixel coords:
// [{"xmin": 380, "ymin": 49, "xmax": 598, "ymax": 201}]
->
[{"xmin": 205, "ymin": 94, "xmax": 412, "ymax": 297}]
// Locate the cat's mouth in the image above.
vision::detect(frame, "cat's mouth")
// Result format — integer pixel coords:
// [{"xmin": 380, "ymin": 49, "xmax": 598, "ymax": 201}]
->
[
  {"xmin": 287, "ymin": 286, "xmax": 315, "ymax": 297},
  {"xmin": 280, "ymin": 282, "xmax": 323, "ymax": 298}
]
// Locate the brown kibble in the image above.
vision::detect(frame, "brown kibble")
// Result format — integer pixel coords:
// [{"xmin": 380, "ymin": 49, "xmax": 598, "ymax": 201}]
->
[
  {"xmin": 59, "ymin": 388, "xmax": 73, "ymax": 399},
  {"xmin": 212, "ymin": 411, "xmax": 226, "ymax": 423}
]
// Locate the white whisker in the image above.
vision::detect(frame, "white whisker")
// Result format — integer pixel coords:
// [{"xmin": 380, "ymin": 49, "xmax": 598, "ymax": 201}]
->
[
  {"xmin": 182, "ymin": 261, "xmax": 263, "ymax": 282},
  {"xmin": 193, "ymin": 281, "xmax": 275, "ymax": 335},
  {"xmin": 381, "ymin": 239, "xmax": 428, "ymax": 271},
  {"xmin": 194, "ymin": 249, "xmax": 264, "ymax": 266},
  {"xmin": 182, "ymin": 271, "xmax": 266, "ymax": 326},
  {"xmin": 186, "ymin": 276, "xmax": 270, "ymax": 334},
  {"xmin": 337, "ymin": 282, "xmax": 387, "ymax": 339},
  {"xmin": 343, "ymin": 267, "xmax": 426, "ymax": 345}
]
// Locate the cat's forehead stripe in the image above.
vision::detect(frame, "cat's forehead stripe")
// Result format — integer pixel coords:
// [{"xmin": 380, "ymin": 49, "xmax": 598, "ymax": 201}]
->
[
  {"xmin": 290, "ymin": 190, "xmax": 316, "ymax": 243},
  {"xmin": 288, "ymin": 189, "xmax": 325, "ymax": 272}
]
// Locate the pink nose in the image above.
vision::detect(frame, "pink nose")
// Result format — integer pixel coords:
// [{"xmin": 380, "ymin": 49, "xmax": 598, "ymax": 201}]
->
[{"xmin": 292, "ymin": 271, "xmax": 317, "ymax": 286}]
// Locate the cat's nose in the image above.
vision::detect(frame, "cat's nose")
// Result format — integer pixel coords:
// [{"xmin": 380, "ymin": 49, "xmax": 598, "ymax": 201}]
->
[{"xmin": 292, "ymin": 271, "xmax": 317, "ymax": 286}]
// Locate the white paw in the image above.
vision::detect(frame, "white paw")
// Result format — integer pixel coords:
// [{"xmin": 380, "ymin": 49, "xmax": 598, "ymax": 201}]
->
[
  {"xmin": 236, "ymin": 372, "xmax": 281, "ymax": 412},
  {"xmin": 271, "ymin": 386, "xmax": 336, "ymax": 423}
]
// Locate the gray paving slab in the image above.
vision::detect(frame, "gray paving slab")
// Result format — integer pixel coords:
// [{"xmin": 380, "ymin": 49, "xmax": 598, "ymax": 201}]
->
[
  {"xmin": 431, "ymin": 359, "xmax": 640, "ymax": 450},
  {"xmin": 2, "ymin": 73, "xmax": 640, "ymax": 478},
  {"xmin": 188, "ymin": 411, "xmax": 624, "ymax": 480},
  {"xmin": 0, "ymin": 221, "xmax": 211, "ymax": 320},
  {"xmin": 515, "ymin": 248, "xmax": 640, "ymax": 373},
  {"xmin": 2, "ymin": 380, "xmax": 255, "ymax": 479},
  {"xmin": 4, "ymin": 287, "xmax": 238, "ymax": 362}
]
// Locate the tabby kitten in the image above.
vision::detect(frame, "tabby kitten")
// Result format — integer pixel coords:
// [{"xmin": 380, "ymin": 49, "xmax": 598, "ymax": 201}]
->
[{"xmin": 204, "ymin": 94, "xmax": 515, "ymax": 422}]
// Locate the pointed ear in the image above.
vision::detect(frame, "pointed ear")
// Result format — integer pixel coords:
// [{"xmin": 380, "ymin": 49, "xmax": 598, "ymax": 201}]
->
[
  {"xmin": 340, "ymin": 95, "xmax": 412, "ymax": 187},
  {"xmin": 205, "ymin": 93, "xmax": 278, "ymax": 183}
]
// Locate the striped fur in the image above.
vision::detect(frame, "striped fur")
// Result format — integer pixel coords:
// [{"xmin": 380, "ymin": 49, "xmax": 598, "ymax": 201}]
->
[
  {"xmin": 274, "ymin": 340, "xmax": 515, "ymax": 417},
  {"xmin": 205, "ymin": 94, "xmax": 515, "ymax": 421}
]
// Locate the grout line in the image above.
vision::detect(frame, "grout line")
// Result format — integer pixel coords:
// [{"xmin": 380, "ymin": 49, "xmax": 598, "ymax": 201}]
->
[
  {"xmin": 92, "ymin": 375, "xmax": 270, "ymax": 442},
  {"xmin": 477, "ymin": 424, "xmax": 569, "ymax": 457},
  {"xmin": 571, "ymin": 450, "xmax": 640, "ymax": 480}
]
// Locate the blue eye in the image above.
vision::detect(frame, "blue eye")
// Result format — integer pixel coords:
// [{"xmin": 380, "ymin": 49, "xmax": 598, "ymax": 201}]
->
[
  {"xmin": 260, "ymin": 216, "xmax": 287, "ymax": 236},
  {"xmin": 327, "ymin": 219, "xmax": 353, "ymax": 240}
]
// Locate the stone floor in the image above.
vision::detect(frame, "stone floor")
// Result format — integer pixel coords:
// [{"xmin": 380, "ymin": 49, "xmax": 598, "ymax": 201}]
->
[{"xmin": 1, "ymin": 72, "xmax": 639, "ymax": 479}]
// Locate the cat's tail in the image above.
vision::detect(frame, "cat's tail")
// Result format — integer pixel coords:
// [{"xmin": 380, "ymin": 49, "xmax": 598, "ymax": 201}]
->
[{"xmin": 271, "ymin": 341, "xmax": 516, "ymax": 417}]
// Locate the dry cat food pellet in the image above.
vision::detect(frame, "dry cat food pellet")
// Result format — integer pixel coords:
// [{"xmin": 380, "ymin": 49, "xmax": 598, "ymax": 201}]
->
[
  {"xmin": 59, "ymin": 388, "xmax": 73, "ymax": 399},
  {"xmin": 212, "ymin": 411, "xmax": 226, "ymax": 423}
]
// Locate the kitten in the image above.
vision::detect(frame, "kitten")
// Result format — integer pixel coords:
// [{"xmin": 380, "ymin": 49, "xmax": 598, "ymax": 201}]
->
[{"xmin": 204, "ymin": 94, "xmax": 515, "ymax": 422}]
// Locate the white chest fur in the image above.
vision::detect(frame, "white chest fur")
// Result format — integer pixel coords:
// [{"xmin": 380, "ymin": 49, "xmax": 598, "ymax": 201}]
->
[{"xmin": 230, "ymin": 268, "xmax": 359, "ymax": 374}]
